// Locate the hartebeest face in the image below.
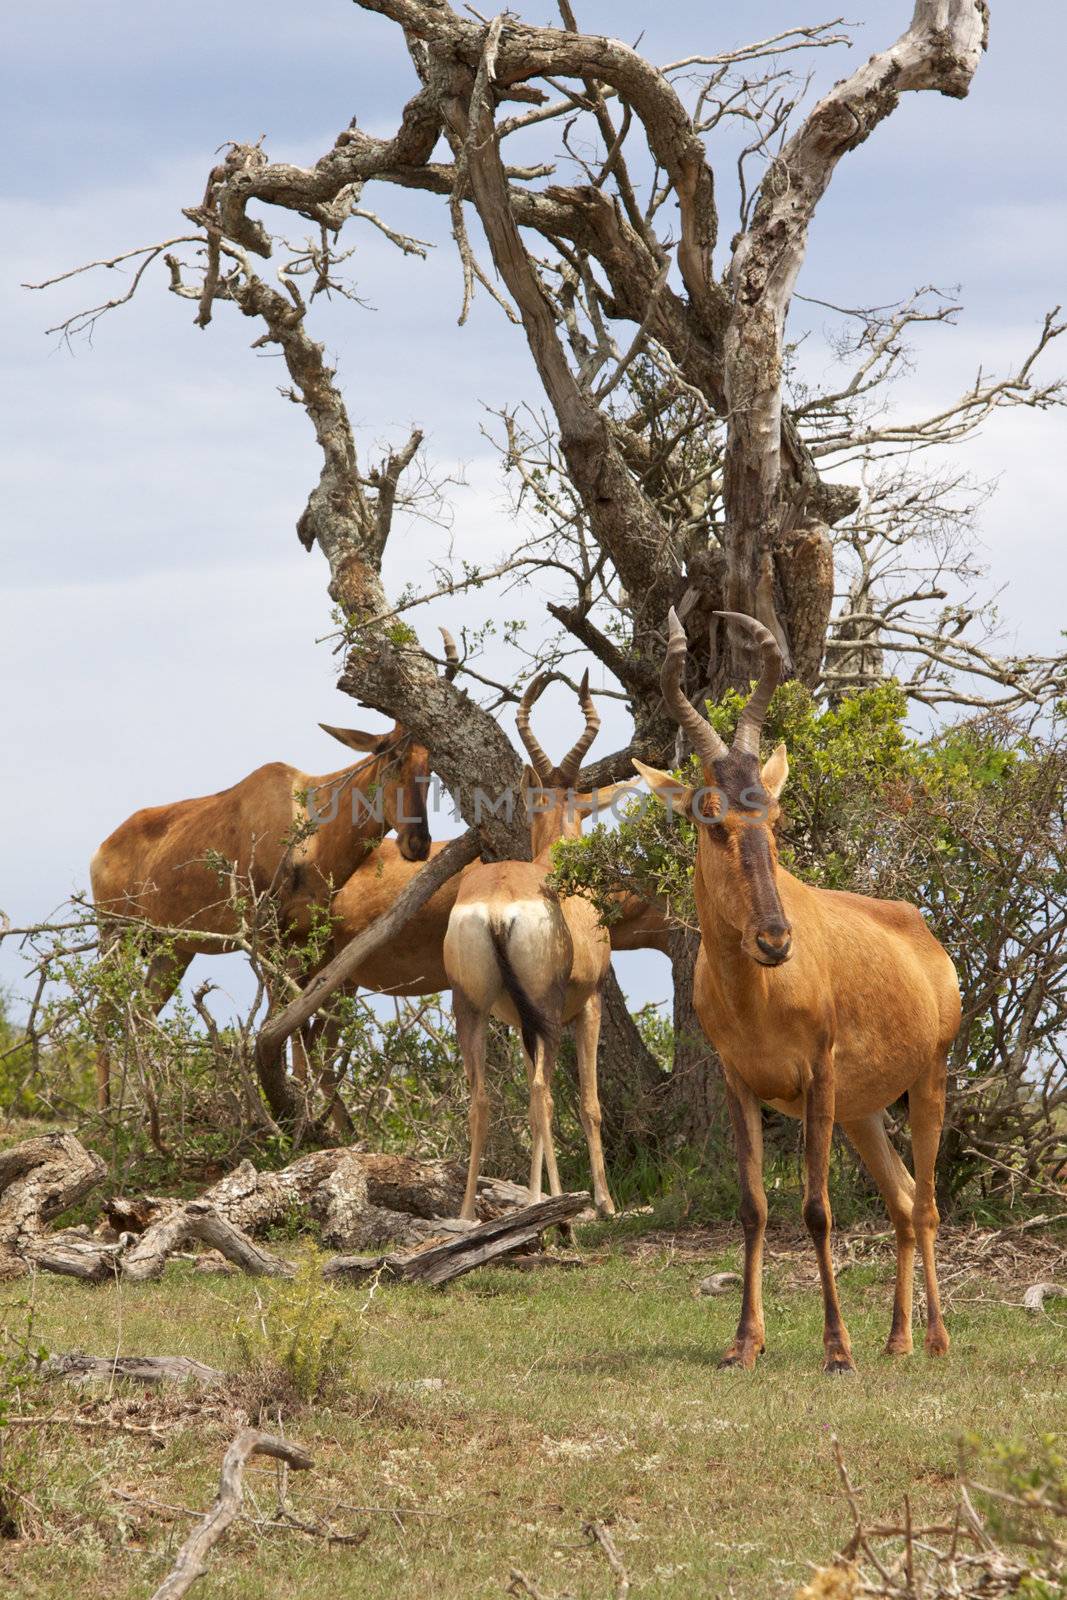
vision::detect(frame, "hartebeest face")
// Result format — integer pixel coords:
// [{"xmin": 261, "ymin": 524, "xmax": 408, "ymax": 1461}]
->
[
  {"xmin": 320, "ymin": 722, "xmax": 432, "ymax": 862},
  {"xmin": 634, "ymin": 608, "xmax": 794, "ymax": 968},
  {"xmin": 635, "ymin": 744, "xmax": 792, "ymax": 966}
]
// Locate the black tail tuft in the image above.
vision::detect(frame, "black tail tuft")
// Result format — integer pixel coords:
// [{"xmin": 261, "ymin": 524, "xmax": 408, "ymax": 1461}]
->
[{"xmin": 488, "ymin": 917, "xmax": 556, "ymax": 1061}]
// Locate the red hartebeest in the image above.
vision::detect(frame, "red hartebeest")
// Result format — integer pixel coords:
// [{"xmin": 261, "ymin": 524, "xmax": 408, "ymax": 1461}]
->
[
  {"xmin": 634, "ymin": 610, "xmax": 960, "ymax": 1373},
  {"xmin": 89, "ymin": 637, "xmax": 457, "ymax": 1111},
  {"xmin": 295, "ymin": 839, "xmax": 672, "ymax": 1134},
  {"xmin": 443, "ymin": 673, "xmax": 639, "ymax": 1220}
]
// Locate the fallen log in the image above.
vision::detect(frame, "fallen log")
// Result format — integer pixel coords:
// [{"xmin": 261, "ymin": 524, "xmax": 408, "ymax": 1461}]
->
[
  {"xmin": 0, "ymin": 1132, "xmax": 105, "ymax": 1275},
  {"xmin": 1022, "ymin": 1280, "xmax": 1067, "ymax": 1314},
  {"xmin": 25, "ymin": 1230, "xmax": 120, "ymax": 1282},
  {"xmin": 122, "ymin": 1202, "xmax": 293, "ymax": 1283},
  {"xmin": 108, "ymin": 1153, "xmax": 528, "ymax": 1254},
  {"xmin": 324, "ymin": 1192, "xmax": 590, "ymax": 1287},
  {"xmin": 1, "ymin": 1132, "xmax": 543, "ymax": 1283},
  {"xmin": 43, "ymin": 1352, "xmax": 226, "ymax": 1387},
  {"xmin": 150, "ymin": 1429, "xmax": 313, "ymax": 1600}
]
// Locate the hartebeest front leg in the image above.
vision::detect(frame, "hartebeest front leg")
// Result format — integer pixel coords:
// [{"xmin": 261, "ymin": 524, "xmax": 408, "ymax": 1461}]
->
[
  {"xmin": 572, "ymin": 992, "xmax": 615, "ymax": 1217},
  {"xmin": 803, "ymin": 1061, "xmax": 855, "ymax": 1375},
  {"xmin": 719, "ymin": 1073, "xmax": 768, "ymax": 1371}
]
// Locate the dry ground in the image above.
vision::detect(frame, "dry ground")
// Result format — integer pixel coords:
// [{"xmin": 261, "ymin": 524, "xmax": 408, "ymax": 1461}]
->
[{"xmin": 1, "ymin": 1219, "xmax": 1064, "ymax": 1599}]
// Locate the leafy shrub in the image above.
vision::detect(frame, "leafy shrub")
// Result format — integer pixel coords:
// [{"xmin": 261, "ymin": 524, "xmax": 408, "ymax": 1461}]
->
[{"xmin": 233, "ymin": 1247, "xmax": 360, "ymax": 1412}]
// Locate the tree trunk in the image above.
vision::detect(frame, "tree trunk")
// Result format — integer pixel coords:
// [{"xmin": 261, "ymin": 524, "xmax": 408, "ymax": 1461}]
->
[
  {"xmin": 594, "ymin": 967, "xmax": 668, "ymax": 1159},
  {"xmin": 662, "ymin": 928, "xmax": 726, "ymax": 1150}
]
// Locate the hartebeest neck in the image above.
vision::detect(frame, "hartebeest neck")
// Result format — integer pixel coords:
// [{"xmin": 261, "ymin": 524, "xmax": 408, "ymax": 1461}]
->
[
  {"xmin": 528, "ymin": 793, "xmax": 586, "ymax": 862},
  {"xmin": 304, "ymin": 751, "xmax": 419, "ymax": 884}
]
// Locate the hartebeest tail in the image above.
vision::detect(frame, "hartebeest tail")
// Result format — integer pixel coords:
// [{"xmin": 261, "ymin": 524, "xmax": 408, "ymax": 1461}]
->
[
  {"xmin": 488, "ymin": 917, "xmax": 566, "ymax": 1064},
  {"xmin": 636, "ymin": 608, "xmax": 960, "ymax": 1374}
]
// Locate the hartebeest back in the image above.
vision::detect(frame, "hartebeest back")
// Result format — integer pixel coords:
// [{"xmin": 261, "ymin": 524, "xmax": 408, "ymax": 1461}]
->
[
  {"xmin": 635, "ymin": 609, "xmax": 960, "ymax": 1373},
  {"xmin": 89, "ymin": 633, "xmax": 458, "ymax": 1110},
  {"xmin": 443, "ymin": 672, "xmax": 638, "ymax": 1219}
]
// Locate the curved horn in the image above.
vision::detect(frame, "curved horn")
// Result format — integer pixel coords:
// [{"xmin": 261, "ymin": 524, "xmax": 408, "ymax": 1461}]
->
[
  {"xmin": 515, "ymin": 672, "xmax": 555, "ymax": 782},
  {"xmin": 660, "ymin": 608, "xmax": 729, "ymax": 765},
  {"xmin": 556, "ymin": 669, "xmax": 601, "ymax": 784},
  {"xmin": 439, "ymin": 626, "xmax": 460, "ymax": 682},
  {"xmin": 713, "ymin": 611, "xmax": 782, "ymax": 756}
]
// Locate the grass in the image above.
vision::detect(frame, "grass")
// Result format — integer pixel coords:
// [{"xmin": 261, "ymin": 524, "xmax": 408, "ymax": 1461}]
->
[{"xmin": 2, "ymin": 1227, "xmax": 1064, "ymax": 1599}]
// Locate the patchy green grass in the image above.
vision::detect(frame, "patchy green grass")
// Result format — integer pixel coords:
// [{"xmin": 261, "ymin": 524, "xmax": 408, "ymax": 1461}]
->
[{"xmin": 2, "ymin": 1230, "xmax": 1064, "ymax": 1599}]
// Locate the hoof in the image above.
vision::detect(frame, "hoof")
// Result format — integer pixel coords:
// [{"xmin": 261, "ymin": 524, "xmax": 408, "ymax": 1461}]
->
[
  {"xmin": 924, "ymin": 1331, "xmax": 950, "ymax": 1358},
  {"xmin": 884, "ymin": 1337, "xmax": 914, "ymax": 1358},
  {"xmin": 823, "ymin": 1352, "xmax": 857, "ymax": 1376},
  {"xmin": 595, "ymin": 1198, "xmax": 617, "ymax": 1220},
  {"xmin": 718, "ymin": 1342, "xmax": 762, "ymax": 1371}
]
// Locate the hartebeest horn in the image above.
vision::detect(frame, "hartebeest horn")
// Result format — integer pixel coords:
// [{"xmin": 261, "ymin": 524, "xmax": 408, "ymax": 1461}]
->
[
  {"xmin": 661, "ymin": 607, "xmax": 729, "ymax": 765},
  {"xmin": 713, "ymin": 611, "xmax": 783, "ymax": 757},
  {"xmin": 516, "ymin": 672, "xmax": 555, "ymax": 783},
  {"xmin": 556, "ymin": 670, "xmax": 600, "ymax": 785},
  {"xmin": 439, "ymin": 627, "xmax": 460, "ymax": 681}
]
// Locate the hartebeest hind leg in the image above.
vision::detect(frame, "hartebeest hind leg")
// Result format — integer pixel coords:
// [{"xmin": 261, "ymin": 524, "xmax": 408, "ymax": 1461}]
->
[
  {"xmin": 572, "ymin": 993, "xmax": 615, "ymax": 1217},
  {"xmin": 803, "ymin": 1061, "xmax": 855, "ymax": 1374},
  {"xmin": 842, "ymin": 1113, "xmax": 917, "ymax": 1355},
  {"xmin": 719, "ymin": 1073, "xmax": 768, "ymax": 1371},
  {"xmin": 454, "ymin": 991, "xmax": 490, "ymax": 1222},
  {"xmin": 910, "ymin": 1057, "xmax": 950, "ymax": 1356},
  {"xmin": 525, "ymin": 1039, "xmax": 563, "ymax": 1205}
]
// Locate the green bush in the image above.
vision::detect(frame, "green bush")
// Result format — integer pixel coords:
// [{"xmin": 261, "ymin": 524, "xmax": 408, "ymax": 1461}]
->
[{"xmin": 233, "ymin": 1247, "xmax": 360, "ymax": 1412}]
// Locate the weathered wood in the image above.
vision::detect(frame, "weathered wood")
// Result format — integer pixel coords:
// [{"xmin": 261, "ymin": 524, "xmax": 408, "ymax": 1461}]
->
[
  {"xmin": 324, "ymin": 1191, "xmax": 590, "ymax": 1287},
  {"xmin": 25, "ymin": 1231, "xmax": 120, "ymax": 1282},
  {"xmin": 697, "ymin": 1271, "xmax": 741, "ymax": 1297},
  {"xmin": 1022, "ymin": 1281, "xmax": 1067, "ymax": 1314},
  {"xmin": 183, "ymin": 1203, "xmax": 293, "ymax": 1277},
  {"xmin": 121, "ymin": 1204, "xmax": 197, "ymax": 1283},
  {"xmin": 110, "ymin": 1153, "xmax": 526, "ymax": 1254},
  {"xmin": 3, "ymin": 1134, "xmax": 539, "ymax": 1282},
  {"xmin": 150, "ymin": 1429, "xmax": 313, "ymax": 1600},
  {"xmin": 0, "ymin": 1133, "xmax": 105, "ymax": 1258},
  {"xmin": 43, "ymin": 1352, "xmax": 226, "ymax": 1387}
]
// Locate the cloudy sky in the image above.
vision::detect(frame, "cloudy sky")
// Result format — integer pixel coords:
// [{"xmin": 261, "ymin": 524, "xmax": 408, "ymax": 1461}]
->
[{"xmin": 2, "ymin": 1, "xmax": 1063, "ymax": 1014}]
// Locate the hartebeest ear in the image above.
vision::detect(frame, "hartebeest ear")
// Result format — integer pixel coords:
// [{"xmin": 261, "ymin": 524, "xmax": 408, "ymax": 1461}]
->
[
  {"xmin": 319, "ymin": 724, "xmax": 379, "ymax": 753},
  {"xmin": 573, "ymin": 779, "xmax": 643, "ymax": 816},
  {"xmin": 632, "ymin": 759, "xmax": 694, "ymax": 818},
  {"xmin": 760, "ymin": 742, "xmax": 789, "ymax": 799}
]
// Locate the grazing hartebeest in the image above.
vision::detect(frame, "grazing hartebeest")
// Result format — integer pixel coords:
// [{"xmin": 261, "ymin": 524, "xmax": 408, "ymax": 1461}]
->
[
  {"xmin": 443, "ymin": 673, "xmax": 639, "ymax": 1221},
  {"xmin": 634, "ymin": 609, "xmax": 960, "ymax": 1373},
  {"xmin": 89, "ymin": 650, "xmax": 451, "ymax": 1111}
]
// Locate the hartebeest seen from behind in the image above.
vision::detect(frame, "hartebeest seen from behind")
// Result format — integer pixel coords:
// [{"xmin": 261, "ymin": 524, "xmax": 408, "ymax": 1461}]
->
[
  {"xmin": 90, "ymin": 635, "xmax": 458, "ymax": 1111},
  {"xmin": 444, "ymin": 672, "xmax": 638, "ymax": 1221},
  {"xmin": 297, "ymin": 840, "xmax": 673, "ymax": 1134},
  {"xmin": 634, "ymin": 609, "xmax": 960, "ymax": 1374}
]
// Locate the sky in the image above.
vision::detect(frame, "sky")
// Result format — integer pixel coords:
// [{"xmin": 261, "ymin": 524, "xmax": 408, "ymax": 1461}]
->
[{"xmin": 1, "ymin": 1, "xmax": 1064, "ymax": 1017}]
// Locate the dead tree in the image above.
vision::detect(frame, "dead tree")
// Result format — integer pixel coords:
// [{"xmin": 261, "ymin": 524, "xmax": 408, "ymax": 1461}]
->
[{"xmin": 28, "ymin": 1, "xmax": 1066, "ymax": 1144}]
